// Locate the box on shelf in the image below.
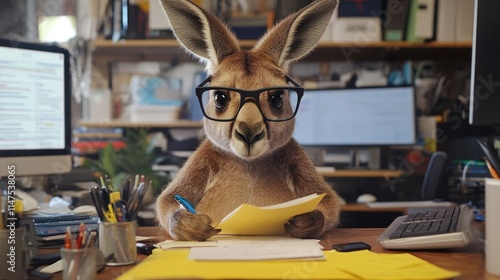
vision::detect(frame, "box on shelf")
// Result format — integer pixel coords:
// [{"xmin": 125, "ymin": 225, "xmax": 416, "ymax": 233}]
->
[
  {"xmin": 130, "ymin": 103, "xmax": 183, "ymax": 123},
  {"xmin": 332, "ymin": 17, "xmax": 382, "ymax": 43}
]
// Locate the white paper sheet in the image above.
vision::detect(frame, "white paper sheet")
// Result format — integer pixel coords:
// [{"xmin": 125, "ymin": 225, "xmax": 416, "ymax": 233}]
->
[{"xmin": 189, "ymin": 236, "xmax": 325, "ymax": 261}]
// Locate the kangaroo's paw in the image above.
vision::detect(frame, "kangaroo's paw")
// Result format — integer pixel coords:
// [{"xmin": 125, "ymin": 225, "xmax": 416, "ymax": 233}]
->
[
  {"xmin": 168, "ymin": 209, "xmax": 220, "ymax": 241},
  {"xmin": 285, "ymin": 210, "xmax": 325, "ymax": 239}
]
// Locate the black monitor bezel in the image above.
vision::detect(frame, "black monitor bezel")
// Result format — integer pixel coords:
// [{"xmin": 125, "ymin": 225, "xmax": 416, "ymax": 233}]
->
[
  {"xmin": 0, "ymin": 38, "xmax": 72, "ymax": 158},
  {"xmin": 293, "ymin": 86, "xmax": 417, "ymax": 148},
  {"xmin": 469, "ymin": 0, "xmax": 500, "ymax": 126}
]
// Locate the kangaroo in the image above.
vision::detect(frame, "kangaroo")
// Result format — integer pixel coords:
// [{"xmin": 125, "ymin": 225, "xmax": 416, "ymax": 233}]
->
[{"xmin": 156, "ymin": 0, "xmax": 341, "ymax": 241}]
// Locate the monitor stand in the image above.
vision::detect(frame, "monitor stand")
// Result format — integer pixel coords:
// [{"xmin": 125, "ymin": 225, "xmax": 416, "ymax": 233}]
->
[
  {"xmin": 302, "ymin": 147, "xmax": 381, "ymax": 170},
  {"xmin": 351, "ymin": 148, "xmax": 381, "ymax": 169}
]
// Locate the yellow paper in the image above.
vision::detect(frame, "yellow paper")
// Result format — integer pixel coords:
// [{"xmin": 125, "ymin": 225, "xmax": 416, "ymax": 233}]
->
[
  {"xmin": 117, "ymin": 248, "xmax": 460, "ymax": 280},
  {"xmin": 331, "ymin": 250, "xmax": 460, "ymax": 280},
  {"xmin": 216, "ymin": 193, "xmax": 326, "ymax": 235}
]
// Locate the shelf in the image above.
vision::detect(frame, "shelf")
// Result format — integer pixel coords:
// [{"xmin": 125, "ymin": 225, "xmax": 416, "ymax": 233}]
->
[
  {"xmin": 78, "ymin": 120, "xmax": 203, "ymax": 129},
  {"xmin": 92, "ymin": 39, "xmax": 472, "ymax": 62},
  {"xmin": 317, "ymin": 169, "xmax": 402, "ymax": 178},
  {"xmin": 341, "ymin": 203, "xmax": 407, "ymax": 213},
  {"xmin": 94, "ymin": 39, "xmax": 472, "ymax": 49}
]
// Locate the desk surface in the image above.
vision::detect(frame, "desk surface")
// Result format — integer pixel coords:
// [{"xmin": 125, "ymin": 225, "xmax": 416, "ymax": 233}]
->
[{"xmin": 43, "ymin": 226, "xmax": 499, "ymax": 280}]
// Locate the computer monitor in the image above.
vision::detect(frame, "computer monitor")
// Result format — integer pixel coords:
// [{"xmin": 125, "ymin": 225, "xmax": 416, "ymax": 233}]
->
[
  {"xmin": 293, "ymin": 87, "xmax": 416, "ymax": 146},
  {"xmin": 0, "ymin": 38, "xmax": 72, "ymax": 177},
  {"xmin": 469, "ymin": 0, "xmax": 500, "ymax": 126}
]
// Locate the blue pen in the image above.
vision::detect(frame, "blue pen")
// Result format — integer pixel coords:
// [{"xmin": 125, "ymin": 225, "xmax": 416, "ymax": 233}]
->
[{"xmin": 174, "ymin": 194, "xmax": 197, "ymax": 214}]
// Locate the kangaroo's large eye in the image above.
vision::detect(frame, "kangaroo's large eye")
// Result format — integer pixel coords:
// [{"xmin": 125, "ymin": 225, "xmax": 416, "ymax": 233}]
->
[
  {"xmin": 268, "ymin": 90, "xmax": 284, "ymax": 109},
  {"xmin": 214, "ymin": 90, "xmax": 229, "ymax": 109}
]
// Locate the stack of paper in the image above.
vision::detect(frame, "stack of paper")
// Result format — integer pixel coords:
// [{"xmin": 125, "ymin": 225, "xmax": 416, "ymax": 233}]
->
[{"xmin": 188, "ymin": 236, "xmax": 324, "ymax": 261}]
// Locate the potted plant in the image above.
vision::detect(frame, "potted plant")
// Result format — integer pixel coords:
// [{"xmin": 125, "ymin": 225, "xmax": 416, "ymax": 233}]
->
[{"xmin": 83, "ymin": 128, "xmax": 169, "ymax": 204}]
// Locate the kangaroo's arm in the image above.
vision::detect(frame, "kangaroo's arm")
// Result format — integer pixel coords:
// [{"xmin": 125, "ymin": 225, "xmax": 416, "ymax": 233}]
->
[
  {"xmin": 155, "ymin": 140, "xmax": 218, "ymax": 239},
  {"xmin": 286, "ymin": 140, "xmax": 341, "ymax": 236}
]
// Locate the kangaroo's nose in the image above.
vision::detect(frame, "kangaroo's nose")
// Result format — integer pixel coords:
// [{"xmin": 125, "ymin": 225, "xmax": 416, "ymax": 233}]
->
[{"xmin": 235, "ymin": 122, "xmax": 265, "ymax": 145}]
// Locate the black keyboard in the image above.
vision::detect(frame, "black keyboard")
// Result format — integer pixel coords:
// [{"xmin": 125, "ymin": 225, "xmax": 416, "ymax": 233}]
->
[
  {"xmin": 377, "ymin": 205, "xmax": 476, "ymax": 249},
  {"xmin": 389, "ymin": 206, "xmax": 461, "ymax": 239}
]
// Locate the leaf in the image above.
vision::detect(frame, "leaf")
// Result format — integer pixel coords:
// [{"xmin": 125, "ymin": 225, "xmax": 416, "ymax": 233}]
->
[{"xmin": 100, "ymin": 142, "xmax": 118, "ymax": 176}]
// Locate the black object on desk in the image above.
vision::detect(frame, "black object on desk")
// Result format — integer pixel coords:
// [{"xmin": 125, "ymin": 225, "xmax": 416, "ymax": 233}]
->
[{"xmin": 476, "ymin": 137, "xmax": 500, "ymax": 176}]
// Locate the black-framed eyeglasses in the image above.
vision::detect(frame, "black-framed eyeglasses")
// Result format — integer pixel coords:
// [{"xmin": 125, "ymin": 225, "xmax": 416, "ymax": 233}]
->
[{"xmin": 195, "ymin": 75, "xmax": 304, "ymax": 122}]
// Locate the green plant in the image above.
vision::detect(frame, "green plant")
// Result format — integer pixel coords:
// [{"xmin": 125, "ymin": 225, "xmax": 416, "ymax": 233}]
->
[{"xmin": 83, "ymin": 128, "xmax": 169, "ymax": 196}]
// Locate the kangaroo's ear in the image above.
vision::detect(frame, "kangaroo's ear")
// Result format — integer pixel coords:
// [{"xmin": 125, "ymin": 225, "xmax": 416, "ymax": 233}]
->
[
  {"xmin": 159, "ymin": 0, "xmax": 240, "ymax": 69},
  {"xmin": 254, "ymin": 0, "xmax": 337, "ymax": 68}
]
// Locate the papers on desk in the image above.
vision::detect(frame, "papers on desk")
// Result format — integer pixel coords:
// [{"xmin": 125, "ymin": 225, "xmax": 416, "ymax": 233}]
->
[
  {"xmin": 156, "ymin": 236, "xmax": 324, "ymax": 261},
  {"xmin": 188, "ymin": 236, "xmax": 324, "ymax": 261},
  {"xmin": 156, "ymin": 239, "xmax": 217, "ymax": 249},
  {"xmin": 216, "ymin": 193, "xmax": 325, "ymax": 235},
  {"xmin": 367, "ymin": 200, "xmax": 454, "ymax": 208}
]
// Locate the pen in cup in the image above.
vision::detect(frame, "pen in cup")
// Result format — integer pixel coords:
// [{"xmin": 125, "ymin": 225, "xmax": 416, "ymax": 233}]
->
[
  {"xmin": 485, "ymin": 158, "xmax": 500, "ymax": 179},
  {"xmin": 174, "ymin": 194, "xmax": 197, "ymax": 214},
  {"xmin": 89, "ymin": 174, "xmax": 150, "ymax": 223}
]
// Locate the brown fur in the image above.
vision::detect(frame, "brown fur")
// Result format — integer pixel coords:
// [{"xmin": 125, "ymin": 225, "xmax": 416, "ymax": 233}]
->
[{"xmin": 156, "ymin": 0, "xmax": 340, "ymax": 241}]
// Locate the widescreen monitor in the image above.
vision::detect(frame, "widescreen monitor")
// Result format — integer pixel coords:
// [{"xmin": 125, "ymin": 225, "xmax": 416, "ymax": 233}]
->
[
  {"xmin": 469, "ymin": 0, "xmax": 500, "ymax": 126},
  {"xmin": 293, "ymin": 87, "xmax": 416, "ymax": 146},
  {"xmin": 0, "ymin": 38, "xmax": 72, "ymax": 177}
]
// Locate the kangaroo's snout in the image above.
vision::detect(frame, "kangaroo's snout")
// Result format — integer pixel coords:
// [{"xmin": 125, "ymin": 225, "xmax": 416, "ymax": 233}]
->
[
  {"xmin": 235, "ymin": 122, "xmax": 265, "ymax": 146},
  {"xmin": 229, "ymin": 102, "xmax": 268, "ymax": 158}
]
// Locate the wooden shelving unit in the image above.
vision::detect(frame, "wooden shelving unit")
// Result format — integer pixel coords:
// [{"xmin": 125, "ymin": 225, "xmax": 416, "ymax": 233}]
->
[
  {"xmin": 94, "ymin": 39, "xmax": 472, "ymax": 49},
  {"xmin": 78, "ymin": 120, "xmax": 203, "ymax": 129},
  {"xmin": 318, "ymin": 169, "xmax": 402, "ymax": 178},
  {"xmin": 92, "ymin": 39, "xmax": 472, "ymax": 62},
  {"xmin": 88, "ymin": 39, "xmax": 456, "ymax": 178},
  {"xmin": 340, "ymin": 203, "xmax": 407, "ymax": 213}
]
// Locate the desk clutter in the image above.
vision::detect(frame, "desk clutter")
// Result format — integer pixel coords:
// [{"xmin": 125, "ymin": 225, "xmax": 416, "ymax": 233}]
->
[
  {"xmin": 120, "ymin": 193, "xmax": 462, "ymax": 280},
  {"xmin": 4, "ymin": 188, "xmax": 481, "ymax": 280}
]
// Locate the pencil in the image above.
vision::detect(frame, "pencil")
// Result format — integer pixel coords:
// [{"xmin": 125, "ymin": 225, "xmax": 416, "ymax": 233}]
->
[{"xmin": 485, "ymin": 158, "xmax": 500, "ymax": 179}]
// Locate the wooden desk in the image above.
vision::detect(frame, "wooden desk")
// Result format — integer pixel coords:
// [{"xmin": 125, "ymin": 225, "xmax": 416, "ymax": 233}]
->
[
  {"xmin": 341, "ymin": 203, "xmax": 408, "ymax": 213},
  {"xmin": 316, "ymin": 168, "xmax": 402, "ymax": 178},
  {"xmin": 43, "ymin": 226, "xmax": 499, "ymax": 280}
]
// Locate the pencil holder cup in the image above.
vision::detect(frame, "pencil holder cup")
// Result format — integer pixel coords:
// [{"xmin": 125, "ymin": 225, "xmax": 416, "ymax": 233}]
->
[
  {"xmin": 60, "ymin": 247, "xmax": 96, "ymax": 280},
  {"xmin": 485, "ymin": 178, "xmax": 500, "ymax": 276},
  {"xmin": 98, "ymin": 221, "xmax": 137, "ymax": 266},
  {"xmin": 0, "ymin": 227, "xmax": 28, "ymax": 280}
]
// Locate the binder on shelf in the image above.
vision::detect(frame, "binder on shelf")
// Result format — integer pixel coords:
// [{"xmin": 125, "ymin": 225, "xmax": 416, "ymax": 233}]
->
[
  {"xmin": 404, "ymin": 0, "xmax": 419, "ymax": 42},
  {"xmin": 406, "ymin": 0, "xmax": 436, "ymax": 42},
  {"xmin": 414, "ymin": 0, "xmax": 436, "ymax": 41},
  {"xmin": 455, "ymin": 0, "xmax": 474, "ymax": 42},
  {"xmin": 337, "ymin": 0, "xmax": 384, "ymax": 17},
  {"xmin": 383, "ymin": 0, "xmax": 410, "ymax": 41},
  {"xmin": 436, "ymin": 0, "xmax": 457, "ymax": 42}
]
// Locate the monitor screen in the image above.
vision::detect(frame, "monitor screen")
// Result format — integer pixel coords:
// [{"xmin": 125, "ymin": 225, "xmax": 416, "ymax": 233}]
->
[
  {"xmin": 0, "ymin": 39, "xmax": 72, "ymax": 177},
  {"xmin": 469, "ymin": 0, "xmax": 500, "ymax": 125},
  {"xmin": 293, "ymin": 87, "xmax": 416, "ymax": 146}
]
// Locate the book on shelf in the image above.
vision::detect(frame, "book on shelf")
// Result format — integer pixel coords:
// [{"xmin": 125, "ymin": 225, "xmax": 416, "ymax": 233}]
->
[
  {"xmin": 383, "ymin": 0, "xmax": 411, "ymax": 42},
  {"xmin": 454, "ymin": 0, "xmax": 474, "ymax": 42},
  {"xmin": 414, "ymin": 0, "xmax": 436, "ymax": 41},
  {"xmin": 216, "ymin": 193, "xmax": 326, "ymax": 236},
  {"xmin": 405, "ymin": 0, "xmax": 436, "ymax": 42},
  {"xmin": 72, "ymin": 140, "xmax": 126, "ymax": 155},
  {"xmin": 436, "ymin": 0, "xmax": 457, "ymax": 42}
]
